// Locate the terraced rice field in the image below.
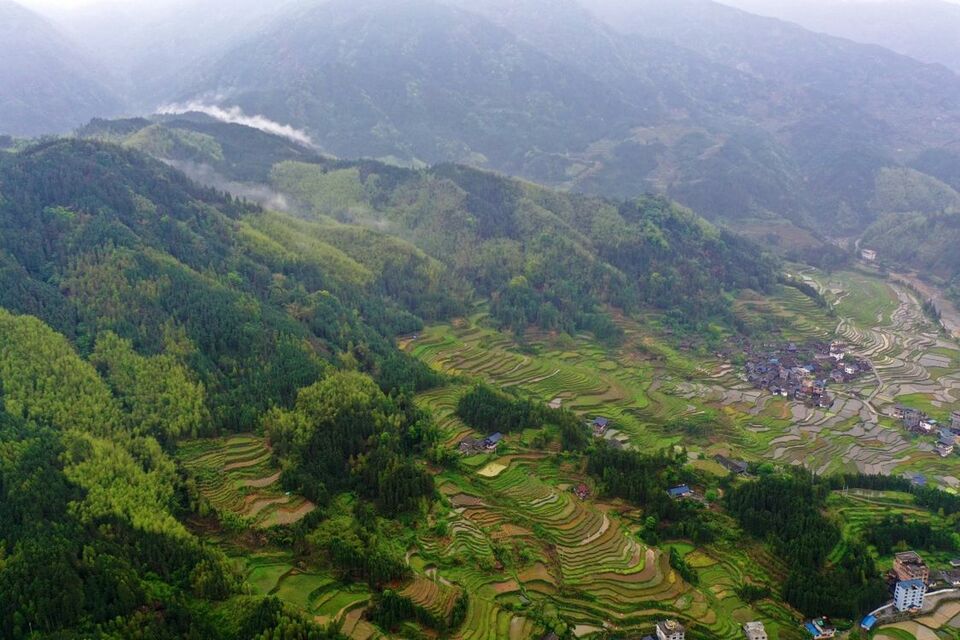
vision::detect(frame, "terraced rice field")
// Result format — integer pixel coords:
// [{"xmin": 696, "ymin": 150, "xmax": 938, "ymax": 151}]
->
[
  {"xmin": 178, "ymin": 434, "xmax": 316, "ymax": 528},
  {"xmin": 407, "ymin": 268, "xmax": 960, "ymax": 480},
  {"xmin": 406, "ymin": 447, "xmax": 801, "ymax": 639},
  {"xmin": 239, "ymin": 553, "xmax": 378, "ymax": 635},
  {"xmin": 406, "ymin": 316, "xmax": 700, "ymax": 453},
  {"xmin": 392, "ymin": 267, "xmax": 960, "ymax": 639}
]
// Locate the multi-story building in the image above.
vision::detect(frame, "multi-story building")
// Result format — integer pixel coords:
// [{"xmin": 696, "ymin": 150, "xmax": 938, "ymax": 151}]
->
[
  {"xmin": 893, "ymin": 551, "xmax": 929, "ymax": 583},
  {"xmin": 656, "ymin": 620, "xmax": 685, "ymax": 640},
  {"xmin": 743, "ymin": 621, "xmax": 767, "ymax": 640},
  {"xmin": 894, "ymin": 579, "xmax": 926, "ymax": 612}
]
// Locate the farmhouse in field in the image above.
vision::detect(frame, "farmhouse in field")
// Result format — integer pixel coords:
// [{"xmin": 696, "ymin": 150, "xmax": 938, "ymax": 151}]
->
[
  {"xmin": 458, "ymin": 437, "xmax": 483, "ymax": 455},
  {"xmin": 893, "ymin": 551, "xmax": 929, "ymax": 583},
  {"xmin": 715, "ymin": 455, "xmax": 749, "ymax": 475},
  {"xmin": 894, "ymin": 579, "xmax": 926, "ymax": 612},
  {"xmin": 592, "ymin": 417, "xmax": 610, "ymax": 436},
  {"xmin": 572, "ymin": 483, "xmax": 590, "ymax": 500},
  {"xmin": 861, "ymin": 249, "xmax": 877, "ymax": 262},
  {"xmin": 656, "ymin": 619, "xmax": 685, "ymax": 640},
  {"xmin": 804, "ymin": 618, "xmax": 836, "ymax": 639},
  {"xmin": 743, "ymin": 621, "xmax": 767, "ymax": 640},
  {"xmin": 937, "ymin": 430, "xmax": 956, "ymax": 457},
  {"xmin": 860, "ymin": 615, "xmax": 877, "ymax": 632},
  {"xmin": 483, "ymin": 432, "xmax": 503, "ymax": 450}
]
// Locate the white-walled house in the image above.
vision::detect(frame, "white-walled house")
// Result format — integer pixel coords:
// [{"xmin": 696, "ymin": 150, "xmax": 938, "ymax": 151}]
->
[{"xmin": 894, "ymin": 579, "xmax": 926, "ymax": 612}]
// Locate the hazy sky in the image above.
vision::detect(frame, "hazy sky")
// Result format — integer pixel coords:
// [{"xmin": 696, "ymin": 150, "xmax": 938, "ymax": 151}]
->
[
  {"xmin": 19, "ymin": 0, "xmax": 960, "ymax": 8},
  {"xmin": 16, "ymin": 0, "xmax": 960, "ymax": 16}
]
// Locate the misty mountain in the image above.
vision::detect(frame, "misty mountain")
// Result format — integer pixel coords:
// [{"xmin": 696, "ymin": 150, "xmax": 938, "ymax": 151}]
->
[
  {"xmin": 721, "ymin": 0, "xmax": 960, "ymax": 74},
  {"xmin": 170, "ymin": 0, "xmax": 960, "ymax": 240},
  {"xmin": 44, "ymin": 0, "xmax": 301, "ymax": 111},
  {"xmin": 0, "ymin": 0, "xmax": 122, "ymax": 136},
  {"xmin": 183, "ymin": 0, "xmax": 636, "ymax": 172}
]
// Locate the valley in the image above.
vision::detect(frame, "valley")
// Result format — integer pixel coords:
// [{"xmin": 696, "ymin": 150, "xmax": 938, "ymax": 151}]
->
[
  {"xmin": 183, "ymin": 267, "xmax": 960, "ymax": 639},
  {"xmin": 408, "ymin": 268, "xmax": 960, "ymax": 481}
]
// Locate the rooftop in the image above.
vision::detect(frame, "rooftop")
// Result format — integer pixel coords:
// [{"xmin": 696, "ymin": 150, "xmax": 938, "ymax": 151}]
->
[
  {"xmin": 897, "ymin": 579, "xmax": 926, "ymax": 590},
  {"xmin": 657, "ymin": 620, "xmax": 685, "ymax": 634},
  {"xmin": 668, "ymin": 485, "xmax": 692, "ymax": 498}
]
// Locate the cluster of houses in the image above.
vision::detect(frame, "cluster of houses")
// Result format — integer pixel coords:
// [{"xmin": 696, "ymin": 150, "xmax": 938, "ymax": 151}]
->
[
  {"xmin": 890, "ymin": 551, "xmax": 929, "ymax": 612},
  {"xmin": 744, "ymin": 341, "xmax": 870, "ymax": 408},
  {"xmin": 861, "ymin": 551, "xmax": 934, "ymax": 632},
  {"xmin": 638, "ymin": 619, "xmax": 767, "ymax": 640},
  {"xmin": 895, "ymin": 407, "xmax": 960, "ymax": 457},
  {"xmin": 860, "ymin": 550, "xmax": 960, "ymax": 632},
  {"xmin": 458, "ymin": 432, "xmax": 503, "ymax": 455}
]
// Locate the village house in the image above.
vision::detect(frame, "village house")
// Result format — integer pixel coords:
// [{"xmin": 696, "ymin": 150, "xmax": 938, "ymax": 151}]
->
[
  {"xmin": 656, "ymin": 620, "xmax": 685, "ymax": 640},
  {"xmin": 860, "ymin": 615, "xmax": 878, "ymax": 632},
  {"xmin": 893, "ymin": 551, "xmax": 929, "ymax": 583},
  {"xmin": 894, "ymin": 579, "xmax": 926, "ymax": 612},
  {"xmin": 804, "ymin": 618, "xmax": 836, "ymax": 639},
  {"xmin": 458, "ymin": 437, "xmax": 482, "ymax": 455},
  {"xmin": 897, "ymin": 406, "xmax": 925, "ymax": 432},
  {"xmin": 862, "ymin": 249, "xmax": 877, "ymax": 262},
  {"xmin": 460, "ymin": 433, "xmax": 504, "ymax": 454},
  {"xmin": 715, "ymin": 455, "xmax": 749, "ymax": 475},
  {"xmin": 483, "ymin": 433, "xmax": 503, "ymax": 450},
  {"xmin": 592, "ymin": 417, "xmax": 610, "ymax": 437},
  {"xmin": 940, "ymin": 569, "xmax": 960, "ymax": 587},
  {"xmin": 937, "ymin": 430, "xmax": 956, "ymax": 457},
  {"xmin": 953, "ymin": 410, "xmax": 960, "ymax": 431},
  {"xmin": 668, "ymin": 485, "xmax": 694, "ymax": 500},
  {"xmin": 743, "ymin": 621, "xmax": 767, "ymax": 640},
  {"xmin": 572, "ymin": 483, "xmax": 590, "ymax": 500},
  {"xmin": 908, "ymin": 473, "xmax": 927, "ymax": 487}
]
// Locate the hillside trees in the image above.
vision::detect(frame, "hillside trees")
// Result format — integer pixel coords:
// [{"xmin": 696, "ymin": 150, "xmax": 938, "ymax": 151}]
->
[
  {"xmin": 92, "ymin": 331, "xmax": 209, "ymax": 441},
  {"xmin": 264, "ymin": 372, "xmax": 437, "ymax": 514},
  {"xmin": 726, "ymin": 471, "xmax": 888, "ymax": 618}
]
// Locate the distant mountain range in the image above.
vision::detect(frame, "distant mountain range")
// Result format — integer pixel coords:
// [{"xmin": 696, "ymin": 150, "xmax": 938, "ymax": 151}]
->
[
  {"xmin": 6, "ymin": 0, "xmax": 960, "ymax": 245},
  {"xmin": 722, "ymin": 0, "xmax": 960, "ymax": 73},
  {"xmin": 0, "ymin": 0, "xmax": 121, "ymax": 136}
]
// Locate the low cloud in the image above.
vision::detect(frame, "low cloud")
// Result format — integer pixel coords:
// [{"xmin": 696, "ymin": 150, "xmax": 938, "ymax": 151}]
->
[
  {"xmin": 164, "ymin": 159, "xmax": 291, "ymax": 212},
  {"xmin": 156, "ymin": 101, "xmax": 315, "ymax": 148}
]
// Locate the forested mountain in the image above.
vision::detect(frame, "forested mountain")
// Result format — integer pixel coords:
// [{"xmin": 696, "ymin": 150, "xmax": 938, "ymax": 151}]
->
[
  {"xmin": 83, "ymin": 117, "xmax": 779, "ymax": 338},
  {"xmin": 0, "ymin": 129, "xmax": 779, "ymax": 638},
  {"xmin": 861, "ymin": 211, "xmax": 960, "ymax": 301},
  {"xmin": 159, "ymin": 0, "xmax": 960, "ymax": 240},
  {"xmin": 0, "ymin": 1, "xmax": 122, "ymax": 136},
  {"xmin": 722, "ymin": 0, "xmax": 960, "ymax": 74}
]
